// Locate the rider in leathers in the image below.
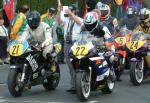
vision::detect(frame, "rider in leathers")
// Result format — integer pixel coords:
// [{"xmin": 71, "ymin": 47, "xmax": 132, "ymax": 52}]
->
[
  {"xmin": 134, "ymin": 8, "xmax": 150, "ymax": 67},
  {"xmin": 20, "ymin": 11, "xmax": 54, "ymax": 59},
  {"xmin": 96, "ymin": 2, "xmax": 119, "ymax": 36},
  {"xmin": 81, "ymin": 12, "xmax": 115, "ymax": 81},
  {"xmin": 134, "ymin": 8, "xmax": 150, "ymax": 34}
]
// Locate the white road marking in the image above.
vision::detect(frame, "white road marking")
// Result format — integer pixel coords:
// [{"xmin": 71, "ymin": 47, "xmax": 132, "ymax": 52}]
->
[
  {"xmin": 0, "ymin": 97, "xmax": 7, "ymax": 103},
  {"xmin": 0, "ymin": 83, "xmax": 6, "ymax": 86}
]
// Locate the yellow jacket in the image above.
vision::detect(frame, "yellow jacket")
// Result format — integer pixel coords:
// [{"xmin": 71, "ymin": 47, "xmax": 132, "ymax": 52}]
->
[
  {"xmin": 10, "ymin": 13, "xmax": 27, "ymax": 40},
  {"xmin": 134, "ymin": 18, "xmax": 150, "ymax": 34}
]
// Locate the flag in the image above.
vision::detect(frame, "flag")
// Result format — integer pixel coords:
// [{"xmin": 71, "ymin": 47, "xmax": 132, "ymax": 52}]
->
[
  {"xmin": 122, "ymin": 0, "xmax": 128, "ymax": 11},
  {"xmin": 82, "ymin": 0, "xmax": 87, "ymax": 18},
  {"xmin": 3, "ymin": 0, "xmax": 15, "ymax": 22}
]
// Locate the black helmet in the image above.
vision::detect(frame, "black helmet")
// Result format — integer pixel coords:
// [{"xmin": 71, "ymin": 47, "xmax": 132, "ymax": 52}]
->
[
  {"xmin": 27, "ymin": 11, "xmax": 40, "ymax": 30},
  {"xmin": 126, "ymin": 6, "xmax": 136, "ymax": 18}
]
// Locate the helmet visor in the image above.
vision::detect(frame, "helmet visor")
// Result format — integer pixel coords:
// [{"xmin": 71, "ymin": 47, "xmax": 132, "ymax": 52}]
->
[
  {"xmin": 84, "ymin": 21, "xmax": 97, "ymax": 32},
  {"xmin": 101, "ymin": 10, "xmax": 109, "ymax": 16},
  {"xmin": 27, "ymin": 18, "xmax": 40, "ymax": 30}
]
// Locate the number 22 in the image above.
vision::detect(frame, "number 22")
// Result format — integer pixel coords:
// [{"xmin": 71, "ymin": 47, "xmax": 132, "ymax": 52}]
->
[{"xmin": 76, "ymin": 47, "xmax": 85, "ymax": 56}]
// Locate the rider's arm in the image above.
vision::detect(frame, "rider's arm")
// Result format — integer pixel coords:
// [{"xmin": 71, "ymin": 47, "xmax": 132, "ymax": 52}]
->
[
  {"xmin": 113, "ymin": 18, "xmax": 118, "ymax": 28},
  {"xmin": 103, "ymin": 26, "xmax": 115, "ymax": 54},
  {"xmin": 42, "ymin": 23, "xmax": 53, "ymax": 48},
  {"xmin": 103, "ymin": 26, "xmax": 111, "ymax": 40},
  {"xmin": 113, "ymin": 18, "xmax": 119, "ymax": 33}
]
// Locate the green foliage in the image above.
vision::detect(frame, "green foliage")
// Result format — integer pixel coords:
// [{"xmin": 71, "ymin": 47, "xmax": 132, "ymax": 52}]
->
[
  {"xmin": 16, "ymin": 0, "xmax": 79, "ymax": 14},
  {"xmin": 0, "ymin": 0, "xmax": 2, "ymax": 9},
  {"xmin": 1, "ymin": 0, "xmax": 149, "ymax": 17}
]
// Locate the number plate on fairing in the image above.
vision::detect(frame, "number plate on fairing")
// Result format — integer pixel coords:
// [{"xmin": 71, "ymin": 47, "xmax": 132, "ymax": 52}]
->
[
  {"xmin": 115, "ymin": 37, "xmax": 126, "ymax": 46},
  {"xmin": 126, "ymin": 41, "xmax": 145, "ymax": 51},
  {"xmin": 8, "ymin": 40, "xmax": 29, "ymax": 56},
  {"xmin": 71, "ymin": 44, "xmax": 89, "ymax": 59},
  {"xmin": 9, "ymin": 44, "xmax": 24, "ymax": 56}
]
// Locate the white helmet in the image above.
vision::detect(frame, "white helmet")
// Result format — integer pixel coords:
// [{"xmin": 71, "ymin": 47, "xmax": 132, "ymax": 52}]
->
[
  {"xmin": 84, "ymin": 12, "xmax": 99, "ymax": 32},
  {"xmin": 139, "ymin": 8, "xmax": 150, "ymax": 22},
  {"xmin": 98, "ymin": 4, "xmax": 110, "ymax": 20}
]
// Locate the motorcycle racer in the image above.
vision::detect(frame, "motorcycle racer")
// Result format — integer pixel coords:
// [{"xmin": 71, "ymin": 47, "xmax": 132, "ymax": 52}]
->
[
  {"xmin": 120, "ymin": 6, "xmax": 140, "ymax": 31},
  {"xmin": 96, "ymin": 3, "xmax": 119, "ymax": 35},
  {"xmin": 134, "ymin": 8, "xmax": 150, "ymax": 34},
  {"xmin": 19, "ymin": 11, "xmax": 55, "ymax": 59},
  {"xmin": 134, "ymin": 8, "xmax": 150, "ymax": 68},
  {"xmin": 81, "ymin": 11, "xmax": 116, "ymax": 81}
]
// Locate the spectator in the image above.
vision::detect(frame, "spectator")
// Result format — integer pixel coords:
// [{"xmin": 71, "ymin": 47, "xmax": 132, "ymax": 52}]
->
[
  {"xmin": 10, "ymin": 4, "xmax": 29, "ymax": 40},
  {"xmin": 0, "ymin": 13, "xmax": 9, "ymax": 65},
  {"xmin": 57, "ymin": 1, "xmax": 83, "ymax": 93},
  {"xmin": 41, "ymin": 7, "xmax": 58, "ymax": 46},
  {"xmin": 56, "ymin": 24, "xmax": 65, "ymax": 64},
  {"xmin": 41, "ymin": 7, "xmax": 56, "ymax": 28},
  {"xmin": 41, "ymin": 7, "xmax": 65, "ymax": 63}
]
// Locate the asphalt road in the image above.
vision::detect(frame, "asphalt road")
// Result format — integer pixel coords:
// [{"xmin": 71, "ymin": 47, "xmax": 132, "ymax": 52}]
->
[{"xmin": 0, "ymin": 64, "xmax": 150, "ymax": 103}]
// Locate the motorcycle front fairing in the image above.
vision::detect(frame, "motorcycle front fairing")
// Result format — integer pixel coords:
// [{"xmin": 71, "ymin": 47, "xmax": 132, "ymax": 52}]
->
[
  {"xmin": 89, "ymin": 55, "xmax": 110, "ymax": 82},
  {"xmin": 71, "ymin": 31, "xmax": 110, "ymax": 82},
  {"xmin": 9, "ymin": 40, "xmax": 30, "ymax": 70}
]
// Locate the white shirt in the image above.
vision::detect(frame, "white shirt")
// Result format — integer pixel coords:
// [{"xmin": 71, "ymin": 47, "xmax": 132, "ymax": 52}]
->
[
  {"xmin": 61, "ymin": 12, "xmax": 83, "ymax": 41},
  {"xmin": 0, "ymin": 25, "xmax": 8, "ymax": 37}
]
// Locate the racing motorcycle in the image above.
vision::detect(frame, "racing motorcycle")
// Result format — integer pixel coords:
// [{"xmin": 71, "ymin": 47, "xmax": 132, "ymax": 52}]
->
[
  {"xmin": 70, "ymin": 31, "xmax": 115, "ymax": 101},
  {"xmin": 7, "ymin": 40, "xmax": 60, "ymax": 97},
  {"xmin": 126, "ymin": 31, "xmax": 150, "ymax": 86},
  {"xmin": 113, "ymin": 26, "xmax": 131, "ymax": 81}
]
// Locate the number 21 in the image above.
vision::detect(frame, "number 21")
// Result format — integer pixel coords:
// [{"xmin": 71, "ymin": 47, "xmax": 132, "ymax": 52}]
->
[{"xmin": 12, "ymin": 45, "xmax": 19, "ymax": 55}]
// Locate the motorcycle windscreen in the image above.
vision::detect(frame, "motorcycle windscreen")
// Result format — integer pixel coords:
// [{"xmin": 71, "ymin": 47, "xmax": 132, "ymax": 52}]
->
[
  {"xmin": 8, "ymin": 40, "xmax": 29, "ymax": 56},
  {"xmin": 126, "ymin": 32, "xmax": 147, "ymax": 52}
]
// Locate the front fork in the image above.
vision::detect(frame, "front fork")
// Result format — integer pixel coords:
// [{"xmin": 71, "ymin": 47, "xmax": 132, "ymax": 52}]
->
[
  {"xmin": 88, "ymin": 67, "xmax": 92, "ymax": 83},
  {"xmin": 20, "ymin": 64, "xmax": 28, "ymax": 83},
  {"xmin": 130, "ymin": 57, "xmax": 144, "ymax": 71},
  {"xmin": 118, "ymin": 50, "xmax": 126, "ymax": 65}
]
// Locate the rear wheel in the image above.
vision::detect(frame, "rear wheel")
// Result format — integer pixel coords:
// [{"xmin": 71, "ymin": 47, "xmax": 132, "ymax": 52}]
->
[
  {"xmin": 8, "ymin": 69, "xmax": 24, "ymax": 97},
  {"xmin": 76, "ymin": 71, "xmax": 91, "ymax": 102},
  {"xmin": 130, "ymin": 59, "xmax": 144, "ymax": 86},
  {"xmin": 43, "ymin": 62, "xmax": 60, "ymax": 90}
]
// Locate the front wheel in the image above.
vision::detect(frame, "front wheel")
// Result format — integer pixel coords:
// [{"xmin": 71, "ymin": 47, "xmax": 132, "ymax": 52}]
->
[
  {"xmin": 76, "ymin": 71, "xmax": 91, "ymax": 102},
  {"xmin": 101, "ymin": 71, "xmax": 115, "ymax": 94},
  {"xmin": 8, "ymin": 69, "xmax": 24, "ymax": 97},
  {"xmin": 130, "ymin": 59, "xmax": 144, "ymax": 86},
  {"xmin": 43, "ymin": 62, "xmax": 60, "ymax": 90}
]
